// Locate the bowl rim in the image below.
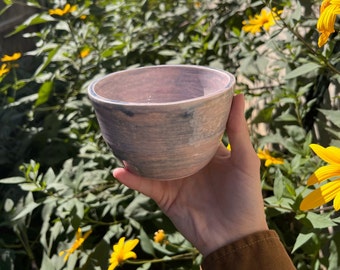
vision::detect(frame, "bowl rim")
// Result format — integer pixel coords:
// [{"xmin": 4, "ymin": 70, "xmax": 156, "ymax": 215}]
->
[{"xmin": 88, "ymin": 64, "xmax": 235, "ymax": 107}]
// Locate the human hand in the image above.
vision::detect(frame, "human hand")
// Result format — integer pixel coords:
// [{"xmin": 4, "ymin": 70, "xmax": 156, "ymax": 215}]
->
[{"xmin": 113, "ymin": 94, "xmax": 268, "ymax": 256}]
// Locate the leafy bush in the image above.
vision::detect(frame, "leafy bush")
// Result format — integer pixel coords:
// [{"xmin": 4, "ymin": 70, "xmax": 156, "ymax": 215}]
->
[{"xmin": 0, "ymin": 0, "xmax": 339, "ymax": 269}]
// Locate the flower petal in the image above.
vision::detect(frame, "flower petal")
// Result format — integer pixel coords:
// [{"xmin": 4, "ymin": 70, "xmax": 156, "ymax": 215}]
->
[
  {"xmin": 108, "ymin": 260, "xmax": 119, "ymax": 270},
  {"xmin": 122, "ymin": 251, "xmax": 137, "ymax": 261},
  {"xmin": 123, "ymin": 239, "xmax": 139, "ymax": 252},
  {"xmin": 320, "ymin": 0, "xmax": 331, "ymax": 13},
  {"xmin": 307, "ymin": 164, "xmax": 340, "ymax": 185},
  {"xmin": 113, "ymin": 237, "xmax": 125, "ymax": 252},
  {"xmin": 264, "ymin": 159, "xmax": 272, "ymax": 167},
  {"xmin": 76, "ymin": 228, "xmax": 82, "ymax": 240},
  {"xmin": 300, "ymin": 180, "xmax": 340, "ymax": 210},
  {"xmin": 83, "ymin": 229, "xmax": 92, "ymax": 240},
  {"xmin": 318, "ymin": 31, "xmax": 331, "ymax": 47},
  {"xmin": 310, "ymin": 144, "xmax": 340, "ymax": 165},
  {"xmin": 1, "ymin": 52, "xmax": 22, "ymax": 62},
  {"xmin": 333, "ymin": 191, "xmax": 340, "ymax": 210}
]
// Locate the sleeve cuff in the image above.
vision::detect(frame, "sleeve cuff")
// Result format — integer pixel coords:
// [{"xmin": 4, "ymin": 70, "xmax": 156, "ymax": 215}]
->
[{"xmin": 201, "ymin": 230, "xmax": 295, "ymax": 270}]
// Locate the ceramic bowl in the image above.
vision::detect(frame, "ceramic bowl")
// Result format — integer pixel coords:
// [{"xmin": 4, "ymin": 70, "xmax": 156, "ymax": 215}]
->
[{"xmin": 88, "ymin": 65, "xmax": 235, "ymax": 180}]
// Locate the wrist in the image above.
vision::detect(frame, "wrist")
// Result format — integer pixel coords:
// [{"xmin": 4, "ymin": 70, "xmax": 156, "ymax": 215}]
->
[{"xmin": 199, "ymin": 223, "xmax": 269, "ymax": 257}]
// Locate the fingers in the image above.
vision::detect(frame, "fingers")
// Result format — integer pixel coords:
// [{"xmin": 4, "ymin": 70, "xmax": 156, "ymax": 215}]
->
[
  {"xmin": 113, "ymin": 167, "xmax": 145, "ymax": 192},
  {"xmin": 226, "ymin": 94, "xmax": 256, "ymax": 160},
  {"xmin": 113, "ymin": 168, "xmax": 161, "ymax": 200}
]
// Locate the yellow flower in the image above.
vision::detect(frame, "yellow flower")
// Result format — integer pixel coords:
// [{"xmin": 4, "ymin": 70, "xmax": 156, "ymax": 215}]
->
[
  {"xmin": 257, "ymin": 148, "xmax": 284, "ymax": 167},
  {"xmin": 317, "ymin": 0, "xmax": 340, "ymax": 47},
  {"xmin": 108, "ymin": 237, "xmax": 139, "ymax": 270},
  {"xmin": 59, "ymin": 228, "xmax": 92, "ymax": 262},
  {"xmin": 1, "ymin": 52, "xmax": 22, "ymax": 62},
  {"xmin": 242, "ymin": 8, "xmax": 282, "ymax": 34},
  {"xmin": 49, "ymin": 3, "xmax": 77, "ymax": 16},
  {"xmin": 80, "ymin": 48, "xmax": 91, "ymax": 58},
  {"xmin": 300, "ymin": 144, "xmax": 340, "ymax": 211},
  {"xmin": 0, "ymin": 64, "xmax": 10, "ymax": 77},
  {"xmin": 153, "ymin": 229, "xmax": 166, "ymax": 244},
  {"xmin": 194, "ymin": 1, "xmax": 202, "ymax": 9}
]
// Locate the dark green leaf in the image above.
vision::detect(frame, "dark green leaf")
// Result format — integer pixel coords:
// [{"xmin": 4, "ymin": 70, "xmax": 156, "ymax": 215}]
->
[{"xmin": 139, "ymin": 228, "xmax": 156, "ymax": 256}]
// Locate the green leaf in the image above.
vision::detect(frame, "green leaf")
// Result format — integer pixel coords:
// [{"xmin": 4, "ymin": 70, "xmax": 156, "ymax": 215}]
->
[
  {"xmin": 139, "ymin": 228, "xmax": 156, "ymax": 256},
  {"xmin": 0, "ymin": 4, "xmax": 12, "ymax": 16},
  {"xmin": 274, "ymin": 171, "xmax": 284, "ymax": 200},
  {"xmin": 40, "ymin": 253, "xmax": 56, "ymax": 270},
  {"xmin": 4, "ymin": 198, "xmax": 14, "ymax": 212},
  {"xmin": 6, "ymin": 14, "xmax": 54, "ymax": 37},
  {"xmin": 252, "ymin": 107, "xmax": 274, "ymax": 124},
  {"xmin": 19, "ymin": 183, "xmax": 40, "ymax": 191},
  {"xmin": 34, "ymin": 45, "xmax": 61, "ymax": 77},
  {"xmin": 276, "ymin": 113, "xmax": 297, "ymax": 122},
  {"xmin": 124, "ymin": 193, "xmax": 159, "ymax": 221},
  {"xmin": 306, "ymin": 212, "xmax": 336, "ymax": 229},
  {"xmin": 292, "ymin": 232, "xmax": 314, "ymax": 253},
  {"xmin": 284, "ymin": 179, "xmax": 296, "ymax": 197},
  {"xmin": 35, "ymin": 81, "xmax": 53, "ymax": 107},
  {"xmin": 329, "ymin": 236, "xmax": 340, "ymax": 270},
  {"xmin": 0, "ymin": 248, "xmax": 15, "ymax": 270},
  {"xmin": 0, "ymin": 177, "xmax": 25, "ymax": 184},
  {"xmin": 319, "ymin": 109, "xmax": 340, "ymax": 128},
  {"xmin": 12, "ymin": 201, "xmax": 40, "ymax": 221},
  {"xmin": 136, "ymin": 263, "xmax": 151, "ymax": 270},
  {"xmin": 290, "ymin": 154, "xmax": 302, "ymax": 172},
  {"xmin": 285, "ymin": 63, "xmax": 320, "ymax": 79}
]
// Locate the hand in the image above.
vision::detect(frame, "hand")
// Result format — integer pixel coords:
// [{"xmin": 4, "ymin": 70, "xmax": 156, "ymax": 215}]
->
[{"xmin": 113, "ymin": 94, "xmax": 268, "ymax": 256}]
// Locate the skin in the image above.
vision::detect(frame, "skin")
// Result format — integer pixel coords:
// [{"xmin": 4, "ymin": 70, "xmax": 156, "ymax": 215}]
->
[{"xmin": 113, "ymin": 94, "xmax": 268, "ymax": 257}]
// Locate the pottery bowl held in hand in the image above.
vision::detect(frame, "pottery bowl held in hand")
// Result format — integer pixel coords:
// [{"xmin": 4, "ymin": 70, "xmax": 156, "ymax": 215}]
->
[{"xmin": 88, "ymin": 65, "xmax": 235, "ymax": 180}]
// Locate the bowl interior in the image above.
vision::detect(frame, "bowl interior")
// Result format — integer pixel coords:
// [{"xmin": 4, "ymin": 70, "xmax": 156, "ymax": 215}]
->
[{"xmin": 92, "ymin": 65, "xmax": 233, "ymax": 104}]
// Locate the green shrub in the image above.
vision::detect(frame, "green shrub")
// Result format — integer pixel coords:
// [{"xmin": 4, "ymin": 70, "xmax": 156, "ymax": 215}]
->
[{"xmin": 0, "ymin": 0, "xmax": 339, "ymax": 269}]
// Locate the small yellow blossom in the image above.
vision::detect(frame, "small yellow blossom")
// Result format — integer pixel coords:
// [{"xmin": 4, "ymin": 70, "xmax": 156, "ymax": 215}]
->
[
  {"xmin": 49, "ymin": 3, "xmax": 77, "ymax": 16},
  {"xmin": 80, "ymin": 48, "xmax": 91, "ymax": 58},
  {"xmin": 194, "ymin": 1, "xmax": 202, "ymax": 9},
  {"xmin": 317, "ymin": 0, "xmax": 340, "ymax": 47},
  {"xmin": 257, "ymin": 148, "xmax": 284, "ymax": 167},
  {"xmin": 1, "ymin": 52, "xmax": 22, "ymax": 62},
  {"xmin": 0, "ymin": 64, "xmax": 10, "ymax": 77},
  {"xmin": 80, "ymin": 14, "xmax": 87, "ymax": 20},
  {"xmin": 153, "ymin": 229, "xmax": 166, "ymax": 244},
  {"xmin": 300, "ymin": 144, "xmax": 340, "ymax": 211},
  {"xmin": 242, "ymin": 8, "xmax": 283, "ymax": 34},
  {"xmin": 108, "ymin": 237, "xmax": 139, "ymax": 270},
  {"xmin": 59, "ymin": 228, "xmax": 92, "ymax": 262}
]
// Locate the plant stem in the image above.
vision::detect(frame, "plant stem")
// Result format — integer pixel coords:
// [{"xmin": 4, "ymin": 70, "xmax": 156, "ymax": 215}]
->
[
  {"xmin": 264, "ymin": 202, "xmax": 294, "ymax": 212},
  {"xmin": 125, "ymin": 251, "xmax": 199, "ymax": 265}
]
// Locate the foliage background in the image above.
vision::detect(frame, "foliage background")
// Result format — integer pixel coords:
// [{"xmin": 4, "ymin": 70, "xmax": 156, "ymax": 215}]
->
[{"xmin": 0, "ymin": 0, "xmax": 339, "ymax": 269}]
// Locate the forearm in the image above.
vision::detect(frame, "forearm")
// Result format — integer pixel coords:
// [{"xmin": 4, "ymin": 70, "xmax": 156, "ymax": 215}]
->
[{"xmin": 201, "ymin": 230, "xmax": 295, "ymax": 270}]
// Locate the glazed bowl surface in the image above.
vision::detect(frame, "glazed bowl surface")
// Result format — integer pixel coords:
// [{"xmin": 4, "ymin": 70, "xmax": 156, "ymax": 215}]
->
[{"xmin": 88, "ymin": 65, "xmax": 235, "ymax": 180}]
